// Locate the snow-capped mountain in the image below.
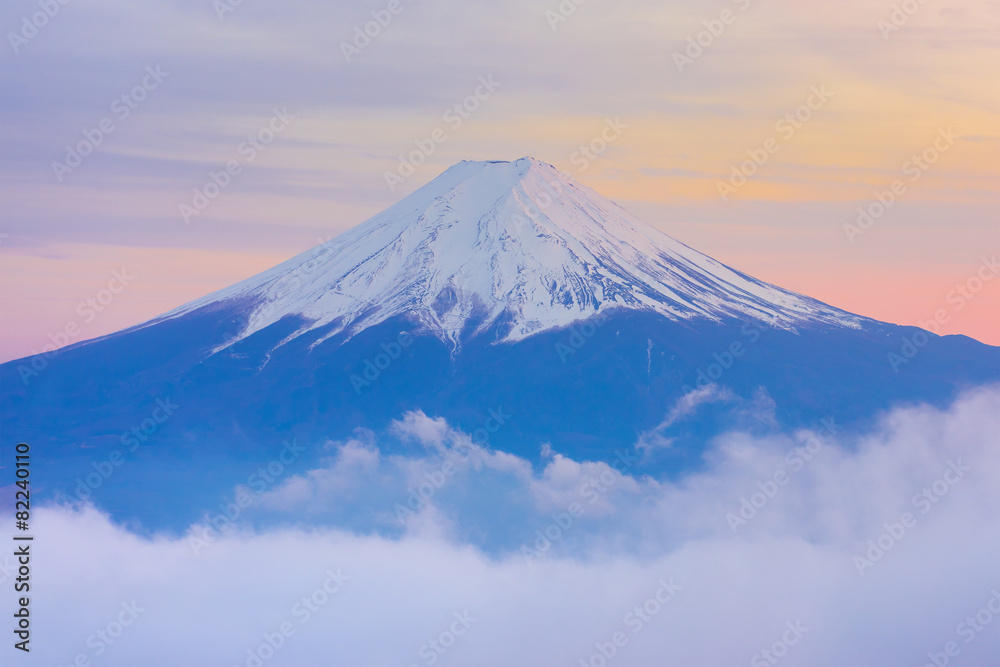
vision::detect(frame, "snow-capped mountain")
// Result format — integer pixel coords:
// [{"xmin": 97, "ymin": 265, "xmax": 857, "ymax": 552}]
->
[
  {"xmin": 2, "ymin": 158, "xmax": 997, "ymax": 530},
  {"xmin": 159, "ymin": 157, "xmax": 860, "ymax": 352}
]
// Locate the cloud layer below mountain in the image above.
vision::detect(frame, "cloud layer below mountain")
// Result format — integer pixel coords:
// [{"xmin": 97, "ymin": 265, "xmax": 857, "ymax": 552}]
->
[{"xmin": 5, "ymin": 385, "xmax": 1000, "ymax": 666}]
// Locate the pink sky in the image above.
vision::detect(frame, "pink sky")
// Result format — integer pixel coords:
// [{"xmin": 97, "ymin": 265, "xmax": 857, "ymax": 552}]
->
[{"xmin": 1, "ymin": 0, "xmax": 997, "ymax": 361}]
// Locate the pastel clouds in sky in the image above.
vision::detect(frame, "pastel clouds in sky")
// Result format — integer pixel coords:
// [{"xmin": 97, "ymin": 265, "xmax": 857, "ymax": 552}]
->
[{"xmin": 0, "ymin": 0, "xmax": 998, "ymax": 361}]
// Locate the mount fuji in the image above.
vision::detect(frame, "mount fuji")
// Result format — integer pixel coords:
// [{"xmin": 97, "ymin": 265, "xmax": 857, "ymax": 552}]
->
[
  {"xmin": 161, "ymin": 157, "xmax": 861, "ymax": 350},
  {"xmin": 2, "ymin": 157, "xmax": 997, "ymax": 528}
]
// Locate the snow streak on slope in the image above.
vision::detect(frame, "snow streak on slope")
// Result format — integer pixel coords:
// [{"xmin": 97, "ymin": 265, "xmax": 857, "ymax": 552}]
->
[{"xmin": 158, "ymin": 158, "xmax": 862, "ymax": 351}]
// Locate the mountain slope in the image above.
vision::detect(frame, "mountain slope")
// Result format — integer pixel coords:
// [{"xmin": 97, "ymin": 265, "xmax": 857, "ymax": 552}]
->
[
  {"xmin": 153, "ymin": 157, "xmax": 861, "ymax": 353},
  {"xmin": 1, "ymin": 158, "xmax": 997, "ymax": 529}
]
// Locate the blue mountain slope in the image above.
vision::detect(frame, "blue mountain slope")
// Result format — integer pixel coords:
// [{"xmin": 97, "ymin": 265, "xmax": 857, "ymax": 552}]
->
[{"xmin": 1, "ymin": 158, "xmax": 997, "ymax": 529}]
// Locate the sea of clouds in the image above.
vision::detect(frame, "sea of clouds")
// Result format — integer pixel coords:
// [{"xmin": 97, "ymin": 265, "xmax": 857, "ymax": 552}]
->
[{"xmin": 4, "ymin": 384, "xmax": 1000, "ymax": 666}]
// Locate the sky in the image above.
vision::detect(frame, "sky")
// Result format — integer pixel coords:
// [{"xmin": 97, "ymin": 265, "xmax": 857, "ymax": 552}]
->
[{"xmin": 1, "ymin": 0, "xmax": 998, "ymax": 362}]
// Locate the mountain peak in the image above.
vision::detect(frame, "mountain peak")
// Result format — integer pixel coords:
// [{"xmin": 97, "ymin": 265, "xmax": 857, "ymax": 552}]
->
[{"xmin": 158, "ymin": 159, "xmax": 862, "ymax": 352}]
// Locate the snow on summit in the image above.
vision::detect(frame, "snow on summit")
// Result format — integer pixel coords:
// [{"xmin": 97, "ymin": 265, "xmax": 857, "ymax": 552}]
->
[{"xmin": 159, "ymin": 157, "xmax": 862, "ymax": 350}]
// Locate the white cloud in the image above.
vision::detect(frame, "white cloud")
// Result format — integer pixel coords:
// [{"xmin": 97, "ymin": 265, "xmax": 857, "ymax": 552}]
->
[
  {"xmin": 6, "ymin": 385, "xmax": 1000, "ymax": 666},
  {"xmin": 636, "ymin": 383, "xmax": 733, "ymax": 452}
]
